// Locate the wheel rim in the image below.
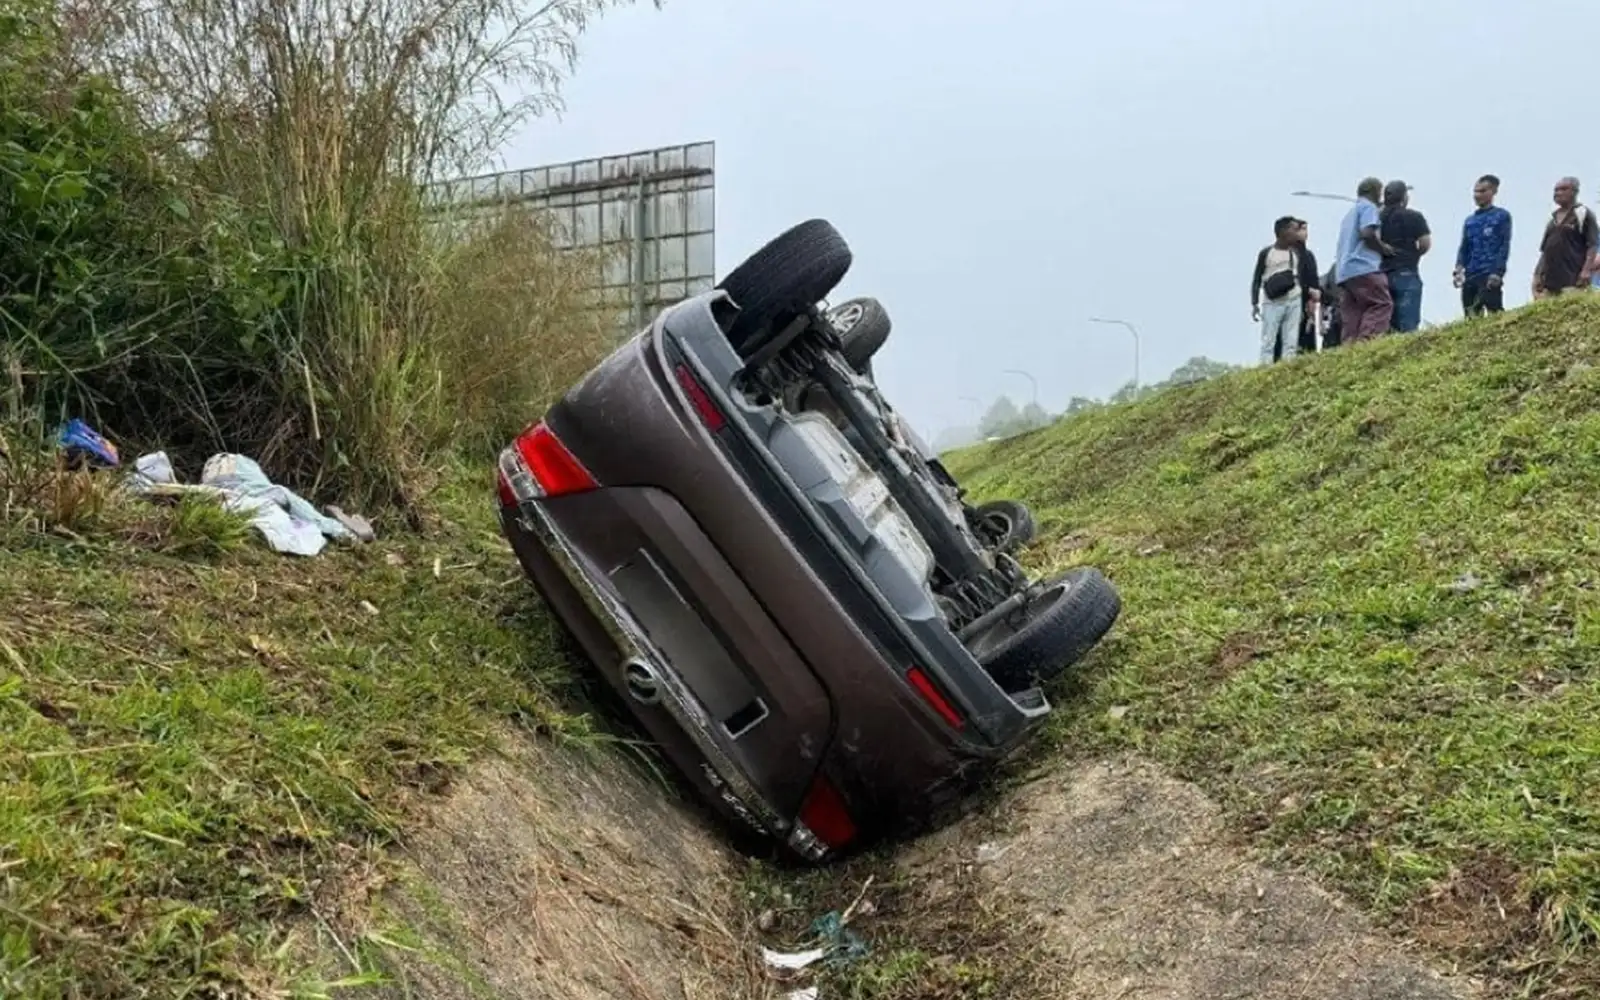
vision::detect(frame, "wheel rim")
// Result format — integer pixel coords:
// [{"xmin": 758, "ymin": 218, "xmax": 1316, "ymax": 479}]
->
[
  {"xmin": 966, "ymin": 579, "xmax": 1071, "ymax": 660},
  {"xmin": 829, "ymin": 301, "xmax": 864, "ymax": 334},
  {"xmin": 978, "ymin": 509, "xmax": 1014, "ymax": 544}
]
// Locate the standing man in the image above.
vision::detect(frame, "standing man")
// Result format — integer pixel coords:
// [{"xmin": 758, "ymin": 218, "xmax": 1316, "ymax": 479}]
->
[
  {"xmin": 1453, "ymin": 175, "xmax": 1512, "ymax": 317},
  {"xmin": 1335, "ymin": 177, "xmax": 1395, "ymax": 343},
  {"xmin": 1379, "ymin": 180, "xmax": 1431, "ymax": 332},
  {"xmin": 1319, "ymin": 264, "xmax": 1343, "ymax": 349},
  {"xmin": 1251, "ymin": 217, "xmax": 1316, "ymax": 363},
  {"xmin": 1534, "ymin": 177, "xmax": 1599, "ymax": 298},
  {"xmin": 1294, "ymin": 219, "xmax": 1324, "ymax": 354}
]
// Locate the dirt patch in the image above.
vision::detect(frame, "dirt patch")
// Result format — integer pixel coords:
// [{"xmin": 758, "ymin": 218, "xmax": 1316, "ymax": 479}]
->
[
  {"xmin": 894, "ymin": 757, "xmax": 1477, "ymax": 1000},
  {"xmin": 1406, "ymin": 855, "xmax": 1536, "ymax": 960},
  {"xmin": 327, "ymin": 732, "xmax": 770, "ymax": 1000},
  {"xmin": 1210, "ymin": 631, "xmax": 1266, "ymax": 678}
]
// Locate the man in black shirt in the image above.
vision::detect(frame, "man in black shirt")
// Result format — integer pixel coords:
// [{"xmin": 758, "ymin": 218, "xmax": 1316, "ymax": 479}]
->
[
  {"xmin": 1294, "ymin": 219, "xmax": 1323, "ymax": 354},
  {"xmin": 1380, "ymin": 180, "xmax": 1432, "ymax": 332}
]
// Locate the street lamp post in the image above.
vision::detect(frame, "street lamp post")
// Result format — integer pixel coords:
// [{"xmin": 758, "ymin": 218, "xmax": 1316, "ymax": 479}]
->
[
  {"xmin": 1089, "ymin": 317, "xmax": 1141, "ymax": 388},
  {"xmin": 1289, "ymin": 190, "xmax": 1357, "ymax": 203},
  {"xmin": 1002, "ymin": 370, "xmax": 1038, "ymax": 409}
]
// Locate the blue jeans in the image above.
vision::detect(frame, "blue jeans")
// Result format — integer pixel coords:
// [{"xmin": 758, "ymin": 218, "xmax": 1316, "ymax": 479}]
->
[{"xmin": 1388, "ymin": 270, "xmax": 1423, "ymax": 332}]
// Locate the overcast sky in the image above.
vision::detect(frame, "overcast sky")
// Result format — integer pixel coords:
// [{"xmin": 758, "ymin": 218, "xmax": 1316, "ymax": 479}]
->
[{"xmin": 506, "ymin": 0, "xmax": 1600, "ymax": 440}]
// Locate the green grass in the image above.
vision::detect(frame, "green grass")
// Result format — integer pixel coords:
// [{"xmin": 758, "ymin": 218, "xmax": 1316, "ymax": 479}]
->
[
  {"xmin": 942, "ymin": 295, "xmax": 1600, "ymax": 998},
  {"xmin": 0, "ymin": 468, "xmax": 583, "ymax": 998}
]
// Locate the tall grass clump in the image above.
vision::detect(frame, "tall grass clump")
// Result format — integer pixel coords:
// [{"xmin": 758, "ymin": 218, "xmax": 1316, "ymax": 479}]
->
[{"xmin": 4, "ymin": 0, "xmax": 652, "ymax": 511}]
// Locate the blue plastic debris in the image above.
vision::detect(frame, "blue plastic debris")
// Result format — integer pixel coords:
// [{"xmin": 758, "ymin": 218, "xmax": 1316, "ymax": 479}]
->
[
  {"xmin": 57, "ymin": 419, "xmax": 120, "ymax": 468},
  {"xmin": 809, "ymin": 911, "xmax": 869, "ymax": 966}
]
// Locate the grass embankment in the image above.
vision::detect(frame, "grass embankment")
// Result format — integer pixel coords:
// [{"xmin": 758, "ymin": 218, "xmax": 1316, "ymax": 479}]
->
[
  {"xmin": 0, "ymin": 471, "xmax": 585, "ymax": 998},
  {"xmin": 942, "ymin": 295, "xmax": 1600, "ymax": 998}
]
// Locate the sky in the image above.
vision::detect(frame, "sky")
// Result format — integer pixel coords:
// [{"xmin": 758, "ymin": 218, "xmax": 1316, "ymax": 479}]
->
[{"xmin": 504, "ymin": 0, "xmax": 1600, "ymax": 441}]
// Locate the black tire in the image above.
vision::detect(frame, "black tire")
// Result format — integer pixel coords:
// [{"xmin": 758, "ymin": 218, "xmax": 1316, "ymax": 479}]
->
[
  {"xmin": 972, "ymin": 499, "xmax": 1036, "ymax": 553},
  {"xmin": 827, "ymin": 296, "xmax": 892, "ymax": 374},
  {"xmin": 970, "ymin": 568, "xmax": 1121, "ymax": 692},
  {"xmin": 717, "ymin": 219, "xmax": 852, "ymax": 354}
]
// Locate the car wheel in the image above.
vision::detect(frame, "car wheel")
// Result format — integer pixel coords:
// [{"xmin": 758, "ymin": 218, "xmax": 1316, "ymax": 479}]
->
[
  {"xmin": 968, "ymin": 568, "xmax": 1121, "ymax": 692},
  {"xmin": 972, "ymin": 499, "xmax": 1036, "ymax": 553},
  {"xmin": 716, "ymin": 219, "xmax": 852, "ymax": 355},
  {"xmin": 827, "ymin": 296, "xmax": 892, "ymax": 374}
]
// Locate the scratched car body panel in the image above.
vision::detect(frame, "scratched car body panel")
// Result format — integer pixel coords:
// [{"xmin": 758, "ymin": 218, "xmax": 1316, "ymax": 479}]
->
[{"xmin": 497, "ymin": 220, "xmax": 1119, "ymax": 860}]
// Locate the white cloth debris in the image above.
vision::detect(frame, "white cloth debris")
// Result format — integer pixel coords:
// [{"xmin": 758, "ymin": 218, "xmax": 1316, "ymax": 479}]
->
[
  {"xmin": 787, "ymin": 989, "xmax": 820, "ymax": 1000},
  {"xmin": 762, "ymin": 947, "xmax": 826, "ymax": 972},
  {"xmin": 127, "ymin": 451, "xmax": 353, "ymax": 557}
]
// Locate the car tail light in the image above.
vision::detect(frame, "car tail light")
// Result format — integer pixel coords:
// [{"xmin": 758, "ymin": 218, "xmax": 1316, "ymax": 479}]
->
[
  {"xmin": 906, "ymin": 667, "xmax": 965, "ymax": 730},
  {"xmin": 796, "ymin": 775, "xmax": 857, "ymax": 850},
  {"xmin": 674, "ymin": 363, "xmax": 726, "ymax": 432},
  {"xmin": 495, "ymin": 468, "xmax": 518, "ymax": 507},
  {"xmin": 513, "ymin": 422, "xmax": 598, "ymax": 497}
]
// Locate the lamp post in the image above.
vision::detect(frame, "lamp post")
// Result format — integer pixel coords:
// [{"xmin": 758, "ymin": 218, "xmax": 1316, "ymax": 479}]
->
[
  {"xmin": 1002, "ymin": 370, "xmax": 1038, "ymax": 409},
  {"xmin": 1088, "ymin": 317, "xmax": 1141, "ymax": 388},
  {"xmin": 1289, "ymin": 190, "xmax": 1357, "ymax": 203}
]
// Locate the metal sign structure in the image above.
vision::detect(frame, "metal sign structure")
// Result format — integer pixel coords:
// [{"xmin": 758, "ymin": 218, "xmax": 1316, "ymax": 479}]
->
[{"xmin": 426, "ymin": 141, "xmax": 715, "ymax": 332}]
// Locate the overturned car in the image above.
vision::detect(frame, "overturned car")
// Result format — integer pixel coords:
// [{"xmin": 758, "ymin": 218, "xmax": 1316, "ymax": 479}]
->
[{"xmin": 497, "ymin": 220, "xmax": 1119, "ymax": 861}]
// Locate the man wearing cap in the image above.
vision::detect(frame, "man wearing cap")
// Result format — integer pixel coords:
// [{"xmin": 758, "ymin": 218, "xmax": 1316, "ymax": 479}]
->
[
  {"xmin": 1379, "ymin": 180, "xmax": 1432, "ymax": 333},
  {"xmin": 1335, "ymin": 177, "xmax": 1396, "ymax": 343}
]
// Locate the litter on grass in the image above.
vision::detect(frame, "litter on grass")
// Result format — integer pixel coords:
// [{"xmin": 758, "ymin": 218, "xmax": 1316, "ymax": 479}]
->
[
  {"xmin": 128, "ymin": 451, "xmax": 361, "ymax": 556},
  {"xmin": 57, "ymin": 418, "xmax": 120, "ymax": 468},
  {"xmin": 762, "ymin": 947, "xmax": 826, "ymax": 972}
]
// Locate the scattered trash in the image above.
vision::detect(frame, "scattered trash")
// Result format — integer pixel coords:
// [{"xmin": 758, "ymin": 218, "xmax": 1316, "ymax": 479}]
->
[
  {"xmin": 760, "ymin": 880, "xmax": 872, "ymax": 993},
  {"xmin": 809, "ymin": 910, "xmax": 869, "ymax": 966},
  {"xmin": 385, "ymin": 552, "xmax": 407, "ymax": 567},
  {"xmin": 976, "ymin": 841, "xmax": 1012, "ymax": 865},
  {"xmin": 127, "ymin": 452, "xmax": 355, "ymax": 557},
  {"xmin": 1108, "ymin": 704, "xmax": 1131, "ymax": 721},
  {"xmin": 359, "ymin": 600, "xmax": 380, "ymax": 617},
  {"xmin": 1137, "ymin": 543, "xmax": 1165, "ymax": 557},
  {"xmin": 326, "ymin": 505, "xmax": 376, "ymax": 543},
  {"xmin": 762, "ymin": 947, "xmax": 826, "ymax": 973},
  {"xmin": 58, "ymin": 419, "xmax": 119, "ymax": 468},
  {"xmin": 1448, "ymin": 572, "xmax": 1483, "ymax": 593}
]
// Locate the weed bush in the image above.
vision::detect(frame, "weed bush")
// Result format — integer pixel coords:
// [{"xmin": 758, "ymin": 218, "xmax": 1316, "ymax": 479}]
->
[{"xmin": 2, "ymin": 0, "xmax": 645, "ymax": 512}]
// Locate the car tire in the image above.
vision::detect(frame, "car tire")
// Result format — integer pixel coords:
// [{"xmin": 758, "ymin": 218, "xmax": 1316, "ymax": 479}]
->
[
  {"xmin": 971, "ymin": 568, "xmax": 1121, "ymax": 692},
  {"xmin": 717, "ymin": 219, "xmax": 852, "ymax": 354},
  {"xmin": 827, "ymin": 296, "xmax": 892, "ymax": 374},
  {"xmin": 972, "ymin": 499, "xmax": 1036, "ymax": 553}
]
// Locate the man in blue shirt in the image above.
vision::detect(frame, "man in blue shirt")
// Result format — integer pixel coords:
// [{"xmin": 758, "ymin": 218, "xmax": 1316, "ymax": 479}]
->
[
  {"xmin": 1453, "ymin": 174, "xmax": 1512, "ymax": 317},
  {"xmin": 1336, "ymin": 177, "xmax": 1395, "ymax": 343}
]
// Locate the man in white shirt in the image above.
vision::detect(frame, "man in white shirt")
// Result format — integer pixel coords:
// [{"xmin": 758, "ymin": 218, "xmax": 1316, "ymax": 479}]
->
[{"xmin": 1251, "ymin": 216, "xmax": 1316, "ymax": 364}]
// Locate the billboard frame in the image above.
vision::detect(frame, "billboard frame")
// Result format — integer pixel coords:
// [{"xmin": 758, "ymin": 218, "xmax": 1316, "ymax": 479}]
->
[{"xmin": 427, "ymin": 141, "xmax": 716, "ymax": 332}]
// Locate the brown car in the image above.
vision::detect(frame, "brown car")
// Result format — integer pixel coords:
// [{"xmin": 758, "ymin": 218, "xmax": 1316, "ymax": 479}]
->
[{"xmin": 497, "ymin": 219, "xmax": 1119, "ymax": 861}]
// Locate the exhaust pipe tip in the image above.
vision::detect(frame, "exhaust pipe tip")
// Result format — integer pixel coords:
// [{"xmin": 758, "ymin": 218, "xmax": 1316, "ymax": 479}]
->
[{"xmin": 622, "ymin": 658, "xmax": 661, "ymax": 705}]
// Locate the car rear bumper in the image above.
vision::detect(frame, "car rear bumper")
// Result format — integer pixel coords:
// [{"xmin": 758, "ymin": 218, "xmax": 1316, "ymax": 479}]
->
[{"xmin": 498, "ymin": 483, "xmax": 796, "ymax": 844}]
